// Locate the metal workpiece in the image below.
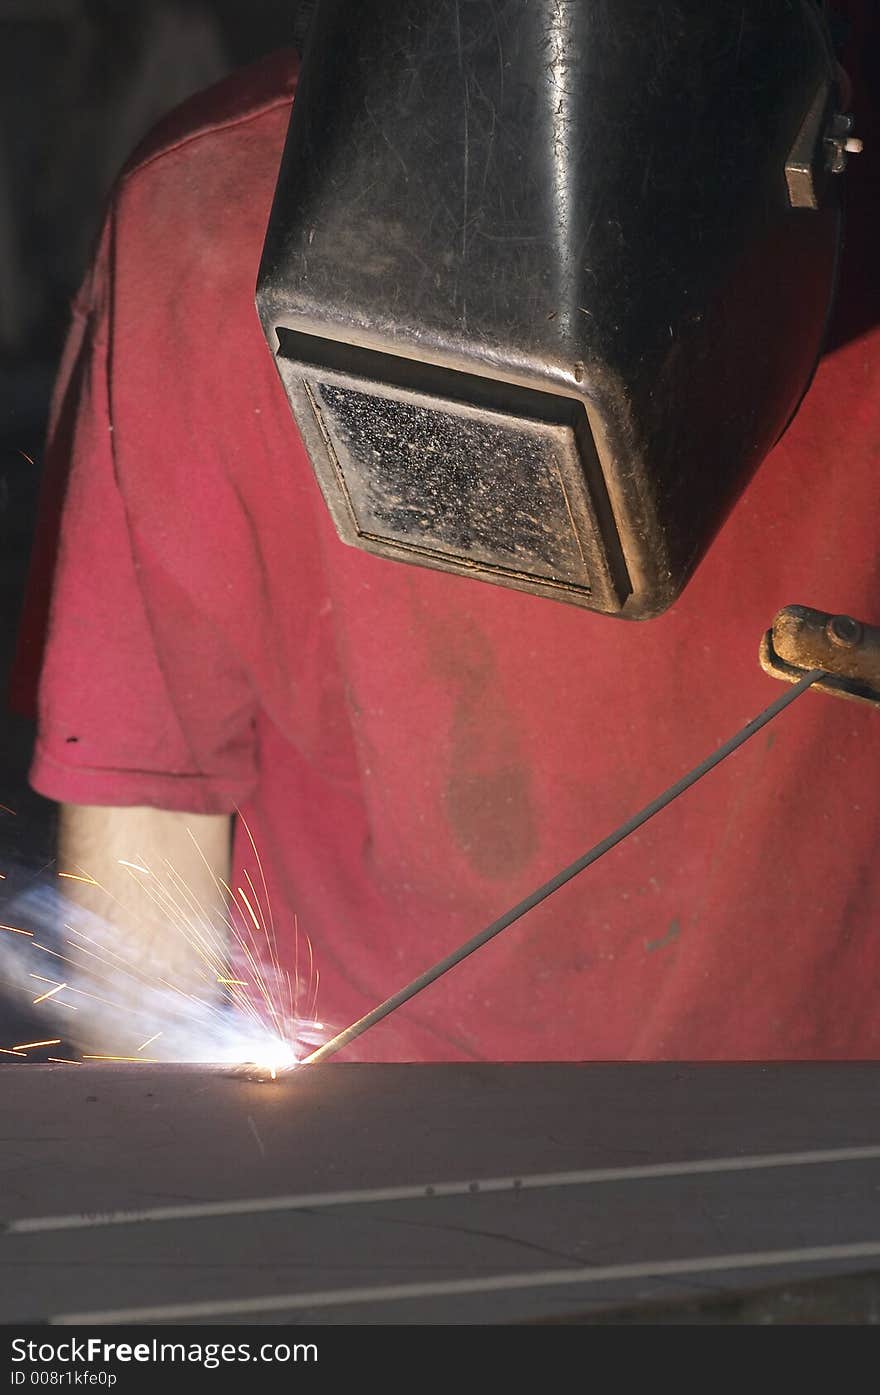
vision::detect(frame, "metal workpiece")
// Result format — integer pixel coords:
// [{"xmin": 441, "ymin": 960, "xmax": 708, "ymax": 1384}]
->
[
  {"xmin": 760, "ymin": 605, "xmax": 880, "ymax": 706},
  {"xmin": 258, "ymin": 1, "xmax": 843, "ymax": 619},
  {"xmin": 534, "ymin": 1267, "xmax": 880, "ymax": 1325},
  {"xmin": 3, "ymin": 1063, "xmax": 880, "ymax": 1325}
]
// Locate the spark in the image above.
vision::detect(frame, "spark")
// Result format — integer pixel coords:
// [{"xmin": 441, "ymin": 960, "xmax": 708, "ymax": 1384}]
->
[
  {"xmin": 63, "ymin": 870, "xmax": 294, "ymax": 1050},
  {"xmin": 242, "ymin": 867, "xmax": 288, "ymax": 1039},
  {"xmin": 29, "ymin": 935, "xmax": 199, "ymax": 1024},
  {"xmin": 13, "ymin": 1039, "xmax": 62, "ymax": 1051},
  {"xmin": 240, "ymin": 817, "xmax": 288, "ymax": 1027},
  {"xmin": 237, "ymin": 886, "xmax": 261, "ymax": 932},
  {"xmin": 1, "ymin": 924, "xmax": 33, "ymax": 937},
  {"xmin": 47, "ymin": 1058, "xmax": 82, "ymax": 1065},
  {"xmin": 239, "ymin": 813, "xmax": 276, "ymax": 945},
  {"xmin": 0, "ymin": 803, "xmax": 16, "ymax": 816},
  {"xmin": 6, "ymin": 826, "xmax": 318, "ymax": 1070},
  {"xmin": 82, "ymin": 1055, "xmax": 160, "ymax": 1063},
  {"xmin": 32, "ymin": 982, "xmax": 68, "ymax": 1004},
  {"xmin": 17, "ymin": 450, "xmax": 35, "ymax": 465},
  {"xmin": 0, "ymin": 1048, "xmax": 25, "ymax": 1055},
  {"xmin": 219, "ymin": 873, "xmax": 288, "ymax": 1040}
]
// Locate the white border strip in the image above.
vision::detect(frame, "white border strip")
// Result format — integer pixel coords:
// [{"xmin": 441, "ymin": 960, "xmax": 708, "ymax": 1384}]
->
[
  {"xmin": 8, "ymin": 1142, "xmax": 880, "ymax": 1234},
  {"xmin": 54, "ymin": 1239, "xmax": 880, "ymax": 1325}
]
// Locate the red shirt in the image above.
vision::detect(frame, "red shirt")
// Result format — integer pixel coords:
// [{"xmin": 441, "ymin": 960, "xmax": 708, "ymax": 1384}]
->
[{"xmin": 18, "ymin": 49, "xmax": 880, "ymax": 1061}]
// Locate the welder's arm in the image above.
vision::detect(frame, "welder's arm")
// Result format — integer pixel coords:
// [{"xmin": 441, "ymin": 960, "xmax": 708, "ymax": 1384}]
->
[{"xmin": 57, "ymin": 804, "xmax": 233, "ymax": 1055}]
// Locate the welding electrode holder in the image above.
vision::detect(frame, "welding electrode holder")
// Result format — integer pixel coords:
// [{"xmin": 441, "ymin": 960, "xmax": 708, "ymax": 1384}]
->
[{"xmin": 760, "ymin": 605, "xmax": 880, "ymax": 707}]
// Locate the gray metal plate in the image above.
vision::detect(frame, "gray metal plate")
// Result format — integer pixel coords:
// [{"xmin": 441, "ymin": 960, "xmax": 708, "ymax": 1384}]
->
[{"xmin": 2, "ymin": 1063, "xmax": 880, "ymax": 1324}]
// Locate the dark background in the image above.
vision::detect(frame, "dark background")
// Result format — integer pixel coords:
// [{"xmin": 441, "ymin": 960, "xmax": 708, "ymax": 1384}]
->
[{"xmin": 0, "ymin": 0, "xmax": 876, "ymax": 1049}]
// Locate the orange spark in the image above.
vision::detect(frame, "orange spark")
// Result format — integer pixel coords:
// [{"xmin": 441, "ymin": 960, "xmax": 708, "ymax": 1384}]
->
[
  {"xmin": 58, "ymin": 872, "xmax": 100, "ymax": 886},
  {"xmin": 218, "ymin": 978, "xmax": 248, "ymax": 986},
  {"xmin": 13, "ymin": 1039, "xmax": 62, "ymax": 1051}
]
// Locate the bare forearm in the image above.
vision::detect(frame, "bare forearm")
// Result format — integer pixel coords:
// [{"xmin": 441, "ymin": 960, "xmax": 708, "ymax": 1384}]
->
[
  {"xmin": 59, "ymin": 804, "xmax": 231, "ymax": 931},
  {"xmin": 56, "ymin": 804, "xmax": 233, "ymax": 1052}
]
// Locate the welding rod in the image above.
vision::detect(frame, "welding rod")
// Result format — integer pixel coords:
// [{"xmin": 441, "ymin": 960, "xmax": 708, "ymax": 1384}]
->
[{"xmin": 302, "ymin": 668, "xmax": 823, "ymax": 1064}]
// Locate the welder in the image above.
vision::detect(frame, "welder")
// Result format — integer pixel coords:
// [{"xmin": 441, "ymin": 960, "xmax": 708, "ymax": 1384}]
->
[{"xmin": 13, "ymin": 1, "xmax": 879, "ymax": 1061}]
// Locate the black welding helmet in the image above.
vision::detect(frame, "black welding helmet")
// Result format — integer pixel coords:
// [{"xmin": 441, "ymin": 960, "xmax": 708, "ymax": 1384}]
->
[{"xmin": 256, "ymin": 0, "xmax": 851, "ymax": 619}]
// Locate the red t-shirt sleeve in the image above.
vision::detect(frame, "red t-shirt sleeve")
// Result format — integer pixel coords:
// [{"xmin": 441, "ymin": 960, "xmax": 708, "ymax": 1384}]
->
[{"xmin": 25, "ymin": 215, "xmax": 258, "ymax": 815}]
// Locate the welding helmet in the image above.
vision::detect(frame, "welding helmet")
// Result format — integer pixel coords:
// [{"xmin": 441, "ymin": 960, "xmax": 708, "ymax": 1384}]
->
[{"xmin": 256, "ymin": 0, "xmax": 851, "ymax": 619}]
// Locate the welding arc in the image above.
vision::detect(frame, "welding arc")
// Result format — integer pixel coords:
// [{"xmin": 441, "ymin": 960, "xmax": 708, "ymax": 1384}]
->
[{"xmin": 302, "ymin": 669, "xmax": 823, "ymax": 1064}]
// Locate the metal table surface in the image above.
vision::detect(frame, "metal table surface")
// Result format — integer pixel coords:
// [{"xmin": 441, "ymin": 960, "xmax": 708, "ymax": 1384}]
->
[{"xmin": 2, "ymin": 1062, "xmax": 880, "ymax": 1325}]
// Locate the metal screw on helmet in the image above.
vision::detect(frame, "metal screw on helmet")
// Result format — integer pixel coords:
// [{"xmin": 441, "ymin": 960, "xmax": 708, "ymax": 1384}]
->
[
  {"xmin": 825, "ymin": 111, "xmax": 864, "ymax": 174},
  {"xmin": 826, "ymin": 614, "xmax": 864, "ymax": 649}
]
